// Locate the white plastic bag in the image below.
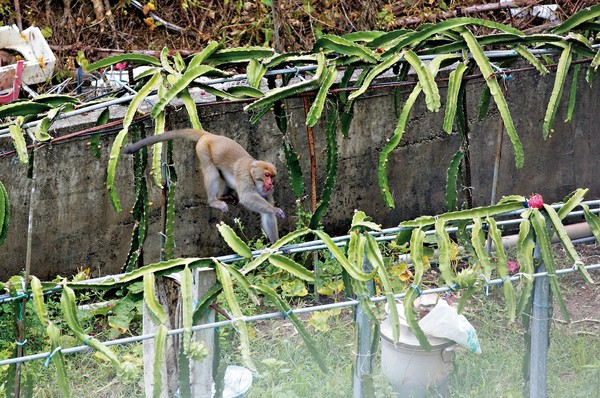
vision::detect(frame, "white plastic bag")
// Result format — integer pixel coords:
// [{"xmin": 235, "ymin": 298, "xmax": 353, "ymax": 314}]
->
[{"xmin": 419, "ymin": 300, "xmax": 482, "ymax": 355}]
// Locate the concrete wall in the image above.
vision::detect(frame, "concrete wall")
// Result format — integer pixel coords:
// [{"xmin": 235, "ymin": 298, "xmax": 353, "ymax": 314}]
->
[{"xmin": 1, "ymin": 65, "xmax": 599, "ymax": 280}]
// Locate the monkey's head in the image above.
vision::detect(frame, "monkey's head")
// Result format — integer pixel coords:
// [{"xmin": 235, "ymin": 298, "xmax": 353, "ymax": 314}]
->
[{"xmin": 251, "ymin": 160, "xmax": 277, "ymax": 195}]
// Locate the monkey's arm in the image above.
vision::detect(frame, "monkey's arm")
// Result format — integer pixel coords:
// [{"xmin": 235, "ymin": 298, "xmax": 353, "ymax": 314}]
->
[{"xmin": 238, "ymin": 192, "xmax": 285, "ymax": 219}]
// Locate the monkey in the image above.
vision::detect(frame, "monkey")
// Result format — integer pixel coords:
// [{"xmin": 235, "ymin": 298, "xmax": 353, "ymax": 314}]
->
[{"xmin": 123, "ymin": 129, "xmax": 285, "ymax": 243}]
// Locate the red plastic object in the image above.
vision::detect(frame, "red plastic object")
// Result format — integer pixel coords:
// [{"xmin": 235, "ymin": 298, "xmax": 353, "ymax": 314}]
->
[{"xmin": 0, "ymin": 60, "xmax": 24, "ymax": 104}]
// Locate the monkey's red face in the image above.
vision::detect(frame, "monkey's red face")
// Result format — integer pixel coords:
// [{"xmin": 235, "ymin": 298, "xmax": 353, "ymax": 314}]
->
[
  {"xmin": 252, "ymin": 161, "xmax": 277, "ymax": 195},
  {"xmin": 262, "ymin": 172, "xmax": 273, "ymax": 192}
]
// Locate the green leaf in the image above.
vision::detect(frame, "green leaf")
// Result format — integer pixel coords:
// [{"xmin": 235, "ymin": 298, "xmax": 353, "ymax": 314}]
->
[
  {"xmin": 217, "ymin": 222, "xmax": 253, "ymax": 258},
  {"xmin": 32, "ymin": 94, "xmax": 80, "ymax": 107},
  {"xmin": 582, "ymin": 204, "xmax": 600, "ymax": 244},
  {"xmin": 151, "ymin": 66, "xmax": 225, "ymax": 118},
  {"xmin": 530, "ymin": 209, "xmax": 570, "ymax": 323},
  {"xmin": 445, "ymin": 150, "xmax": 464, "ymax": 212},
  {"xmin": 443, "ymin": 62, "xmax": 467, "ymax": 133},
  {"xmin": 153, "ymin": 324, "xmax": 167, "ymax": 398},
  {"xmin": 592, "ymin": 47, "xmax": 600, "ymax": 70},
  {"xmin": 106, "ymin": 129, "xmax": 129, "ymax": 213},
  {"xmin": 313, "ymin": 34, "xmax": 378, "ymax": 63},
  {"xmin": 553, "ymin": 4, "xmax": 600, "ymax": 34},
  {"xmin": 557, "ymin": 188, "xmax": 588, "ymax": 220},
  {"xmin": 403, "ymin": 49, "xmax": 441, "ymax": 112},
  {"xmin": 160, "ymin": 47, "xmax": 177, "ymax": 75},
  {"xmin": 377, "ymin": 54, "xmax": 457, "ymax": 208},
  {"xmin": 306, "ymin": 66, "xmax": 338, "ymax": 127},
  {"xmin": 227, "ymin": 265, "xmax": 260, "ymax": 306},
  {"xmin": 513, "ymin": 45, "xmax": 549, "ymax": 75},
  {"xmin": 457, "ymin": 27, "xmax": 523, "ymax": 168},
  {"xmin": 252, "ymin": 284, "xmax": 328, "ymax": 373},
  {"xmin": 347, "ymin": 230, "xmax": 365, "ymax": 268},
  {"xmin": 566, "ymin": 60, "xmax": 581, "ymax": 123},
  {"xmin": 106, "ymin": 73, "xmax": 163, "ymax": 212},
  {"xmin": 240, "ymin": 229, "xmax": 311, "ymax": 275},
  {"xmin": 215, "ymin": 261, "xmax": 256, "ymax": 371},
  {"xmin": 61, "ymin": 285, "xmax": 123, "ymax": 369},
  {"xmin": 247, "ymin": 59, "xmax": 267, "ymax": 89},
  {"xmin": 205, "ymin": 47, "xmax": 275, "ymax": 65},
  {"xmin": 406, "ymin": 228, "xmax": 432, "ymax": 350},
  {"xmin": 9, "ymin": 124, "xmax": 28, "ymax": 164},
  {"xmin": 477, "ymin": 85, "xmax": 491, "ymax": 120},
  {"xmin": 70, "ymin": 257, "xmax": 211, "ymax": 289},
  {"xmin": 401, "ymin": 201, "xmax": 525, "ymax": 228},
  {"xmin": 46, "ymin": 322, "xmax": 70, "ymax": 397},
  {"xmin": 312, "ymin": 229, "xmax": 377, "ymax": 282},
  {"xmin": 348, "ymin": 53, "xmax": 402, "ymax": 101},
  {"xmin": 282, "ymin": 137, "xmax": 304, "ymax": 197},
  {"xmin": 488, "ymin": 218, "xmax": 516, "ymax": 321},
  {"xmin": 309, "ymin": 104, "xmax": 339, "ymax": 229},
  {"xmin": 268, "ymin": 254, "xmax": 314, "ymax": 282},
  {"xmin": 0, "ymin": 181, "xmax": 9, "ymax": 246},
  {"xmin": 188, "ymin": 41, "xmax": 222, "ymax": 69},
  {"xmin": 342, "ymin": 31, "xmax": 386, "ymax": 43},
  {"xmin": 435, "ymin": 218, "xmax": 456, "ymax": 286},
  {"xmin": 33, "ymin": 117, "xmax": 53, "ymax": 142},
  {"xmin": 226, "ymin": 86, "xmax": 265, "ymax": 98},
  {"xmin": 87, "ymin": 53, "xmax": 161, "ymax": 72},
  {"xmin": 470, "ymin": 217, "xmax": 493, "ymax": 279},
  {"xmin": 516, "ymin": 218, "xmax": 535, "ymax": 316},
  {"xmin": 180, "ymin": 266, "xmax": 193, "ymax": 355},
  {"xmin": 179, "ymin": 88, "xmax": 202, "ymax": 130},
  {"xmin": 162, "ymin": 156, "xmax": 177, "ymax": 260},
  {"xmin": 30, "ymin": 276, "xmax": 50, "ymax": 327},
  {"xmin": 143, "ymin": 273, "xmax": 168, "ymax": 325},
  {"xmin": 383, "ymin": 17, "xmax": 522, "ymax": 56},
  {"xmin": 378, "ymin": 82, "xmax": 419, "ymax": 208},
  {"xmin": 0, "ymin": 101, "xmax": 51, "ymax": 118},
  {"xmin": 151, "ymin": 84, "xmax": 167, "ymax": 187},
  {"xmin": 542, "ymin": 45, "xmax": 572, "ymax": 139},
  {"xmin": 245, "ymin": 53, "xmax": 326, "ymax": 113},
  {"xmin": 543, "ymin": 204, "xmax": 593, "ymax": 283},
  {"xmin": 365, "ymin": 234, "xmax": 400, "ymax": 343}
]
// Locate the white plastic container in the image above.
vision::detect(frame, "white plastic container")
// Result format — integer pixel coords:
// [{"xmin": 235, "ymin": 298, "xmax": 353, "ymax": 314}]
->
[
  {"xmin": 0, "ymin": 25, "xmax": 56, "ymax": 87},
  {"xmin": 380, "ymin": 313, "xmax": 455, "ymax": 397}
]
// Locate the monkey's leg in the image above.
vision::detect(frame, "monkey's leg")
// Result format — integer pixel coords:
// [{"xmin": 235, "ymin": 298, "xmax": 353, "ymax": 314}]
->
[
  {"xmin": 218, "ymin": 186, "xmax": 239, "ymax": 205},
  {"xmin": 197, "ymin": 149, "xmax": 229, "ymax": 212}
]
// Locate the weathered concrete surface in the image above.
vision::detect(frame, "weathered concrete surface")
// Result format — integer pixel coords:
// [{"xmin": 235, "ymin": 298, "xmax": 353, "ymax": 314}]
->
[{"xmin": 1, "ymin": 65, "xmax": 599, "ymax": 280}]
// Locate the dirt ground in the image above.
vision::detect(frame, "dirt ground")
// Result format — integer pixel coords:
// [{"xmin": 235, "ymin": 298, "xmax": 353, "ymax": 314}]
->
[{"xmin": 554, "ymin": 244, "xmax": 600, "ymax": 333}]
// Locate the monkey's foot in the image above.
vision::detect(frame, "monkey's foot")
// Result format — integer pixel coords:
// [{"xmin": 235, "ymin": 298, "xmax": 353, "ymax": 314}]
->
[
  {"xmin": 218, "ymin": 194, "xmax": 239, "ymax": 205},
  {"xmin": 210, "ymin": 200, "xmax": 229, "ymax": 213}
]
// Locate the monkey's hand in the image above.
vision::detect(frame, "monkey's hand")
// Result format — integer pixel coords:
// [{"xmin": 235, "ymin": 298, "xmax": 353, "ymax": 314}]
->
[{"xmin": 275, "ymin": 208, "xmax": 285, "ymax": 219}]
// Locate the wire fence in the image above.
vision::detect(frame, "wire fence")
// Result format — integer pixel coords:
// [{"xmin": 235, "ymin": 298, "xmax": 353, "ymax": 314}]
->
[
  {"xmin": 0, "ymin": 262, "xmax": 598, "ymax": 367},
  {"xmin": 1, "ymin": 44, "xmax": 597, "ymax": 140},
  {"xmin": 0, "ymin": 198, "xmax": 599, "ymax": 367},
  {"xmin": 1, "ymin": 200, "xmax": 598, "ymax": 306}
]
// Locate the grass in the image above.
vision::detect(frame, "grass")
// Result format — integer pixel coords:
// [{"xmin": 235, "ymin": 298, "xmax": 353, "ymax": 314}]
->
[{"xmin": 2, "ymin": 265, "xmax": 599, "ymax": 397}]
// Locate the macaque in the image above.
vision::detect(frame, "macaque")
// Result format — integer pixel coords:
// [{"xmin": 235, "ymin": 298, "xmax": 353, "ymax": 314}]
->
[{"xmin": 123, "ymin": 129, "xmax": 285, "ymax": 243}]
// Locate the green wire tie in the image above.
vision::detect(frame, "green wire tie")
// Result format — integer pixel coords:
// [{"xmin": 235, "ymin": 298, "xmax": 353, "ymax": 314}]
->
[
  {"xmin": 44, "ymin": 346, "xmax": 62, "ymax": 367},
  {"xmin": 410, "ymin": 284, "xmax": 422, "ymax": 297}
]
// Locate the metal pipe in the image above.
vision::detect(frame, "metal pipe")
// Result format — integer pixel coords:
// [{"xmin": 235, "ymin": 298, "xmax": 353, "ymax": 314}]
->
[
  {"xmin": 2, "ymin": 45, "xmax": 597, "ymax": 139},
  {"xmin": 0, "ymin": 263, "xmax": 598, "ymax": 367},
  {"xmin": 1, "ymin": 201, "xmax": 599, "ymax": 304},
  {"xmin": 529, "ymin": 220, "xmax": 551, "ymax": 397}
]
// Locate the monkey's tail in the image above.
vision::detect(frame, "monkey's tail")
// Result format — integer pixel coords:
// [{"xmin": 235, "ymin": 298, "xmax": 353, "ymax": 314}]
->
[{"xmin": 123, "ymin": 129, "xmax": 209, "ymax": 154}]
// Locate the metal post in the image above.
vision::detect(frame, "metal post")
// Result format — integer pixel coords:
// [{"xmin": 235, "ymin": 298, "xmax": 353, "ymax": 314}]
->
[
  {"xmin": 529, "ymin": 222, "xmax": 550, "ymax": 397},
  {"xmin": 353, "ymin": 256, "xmax": 375, "ymax": 398}
]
